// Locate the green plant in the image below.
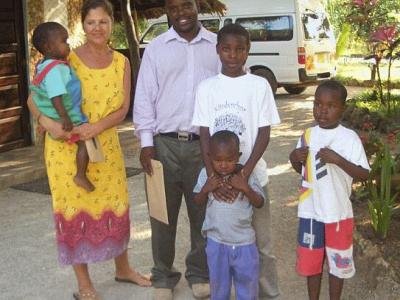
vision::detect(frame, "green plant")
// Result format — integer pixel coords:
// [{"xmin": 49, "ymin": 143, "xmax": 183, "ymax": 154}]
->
[
  {"xmin": 346, "ymin": 0, "xmax": 400, "ymax": 83},
  {"xmin": 336, "ymin": 23, "xmax": 351, "ymax": 57},
  {"xmin": 110, "ymin": 19, "xmax": 149, "ymax": 49},
  {"xmin": 110, "ymin": 22, "xmax": 128, "ymax": 49},
  {"xmin": 367, "ymin": 143, "xmax": 398, "ymax": 239},
  {"xmin": 367, "ymin": 25, "xmax": 400, "ymax": 113},
  {"xmin": 350, "ymin": 91, "xmax": 400, "ymax": 118}
]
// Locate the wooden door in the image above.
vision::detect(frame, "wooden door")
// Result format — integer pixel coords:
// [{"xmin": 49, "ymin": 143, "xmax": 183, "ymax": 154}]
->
[{"xmin": 0, "ymin": 0, "xmax": 30, "ymax": 152}]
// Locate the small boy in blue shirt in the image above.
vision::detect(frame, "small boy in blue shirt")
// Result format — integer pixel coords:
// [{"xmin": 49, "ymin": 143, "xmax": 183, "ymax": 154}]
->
[
  {"xmin": 193, "ymin": 130, "xmax": 264, "ymax": 300},
  {"xmin": 31, "ymin": 22, "xmax": 94, "ymax": 192}
]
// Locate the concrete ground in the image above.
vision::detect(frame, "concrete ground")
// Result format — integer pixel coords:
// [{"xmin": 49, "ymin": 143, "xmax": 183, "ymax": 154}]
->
[{"xmin": 0, "ymin": 86, "xmax": 396, "ymax": 300}]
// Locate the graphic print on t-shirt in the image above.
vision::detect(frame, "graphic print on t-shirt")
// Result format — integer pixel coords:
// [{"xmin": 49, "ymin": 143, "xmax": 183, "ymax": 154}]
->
[
  {"xmin": 315, "ymin": 152, "xmax": 328, "ymax": 180},
  {"xmin": 213, "ymin": 101, "xmax": 247, "ymax": 139}
]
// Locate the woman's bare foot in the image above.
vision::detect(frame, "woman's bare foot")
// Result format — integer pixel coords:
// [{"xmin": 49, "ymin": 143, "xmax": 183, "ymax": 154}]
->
[
  {"xmin": 73, "ymin": 284, "xmax": 101, "ymax": 300},
  {"xmin": 115, "ymin": 269, "xmax": 152, "ymax": 287},
  {"xmin": 73, "ymin": 288, "xmax": 101, "ymax": 300},
  {"xmin": 74, "ymin": 175, "xmax": 95, "ymax": 192}
]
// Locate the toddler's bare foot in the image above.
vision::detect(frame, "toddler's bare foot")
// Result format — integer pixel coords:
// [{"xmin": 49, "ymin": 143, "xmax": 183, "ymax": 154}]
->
[{"xmin": 74, "ymin": 175, "xmax": 95, "ymax": 192}]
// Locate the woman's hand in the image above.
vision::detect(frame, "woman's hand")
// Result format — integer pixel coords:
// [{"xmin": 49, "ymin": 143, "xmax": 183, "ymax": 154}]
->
[
  {"xmin": 73, "ymin": 123, "xmax": 102, "ymax": 140},
  {"xmin": 40, "ymin": 115, "xmax": 71, "ymax": 140},
  {"xmin": 27, "ymin": 92, "xmax": 70, "ymax": 140}
]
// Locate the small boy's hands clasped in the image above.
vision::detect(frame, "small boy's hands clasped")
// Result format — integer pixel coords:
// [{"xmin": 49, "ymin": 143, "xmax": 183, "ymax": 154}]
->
[
  {"xmin": 229, "ymin": 170, "xmax": 250, "ymax": 194},
  {"xmin": 213, "ymin": 184, "xmax": 239, "ymax": 203},
  {"xmin": 211, "ymin": 170, "xmax": 249, "ymax": 204},
  {"xmin": 202, "ymin": 174, "xmax": 223, "ymax": 194}
]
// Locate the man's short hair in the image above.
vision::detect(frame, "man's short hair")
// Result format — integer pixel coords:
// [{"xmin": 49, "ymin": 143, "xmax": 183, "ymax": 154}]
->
[
  {"xmin": 217, "ymin": 23, "xmax": 250, "ymax": 45},
  {"xmin": 32, "ymin": 22, "xmax": 65, "ymax": 54},
  {"xmin": 210, "ymin": 130, "xmax": 240, "ymax": 151},
  {"xmin": 316, "ymin": 80, "xmax": 348, "ymax": 104}
]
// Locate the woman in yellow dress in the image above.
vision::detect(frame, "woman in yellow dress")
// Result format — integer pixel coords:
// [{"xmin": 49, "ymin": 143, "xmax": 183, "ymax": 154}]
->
[{"xmin": 28, "ymin": 1, "xmax": 151, "ymax": 299}]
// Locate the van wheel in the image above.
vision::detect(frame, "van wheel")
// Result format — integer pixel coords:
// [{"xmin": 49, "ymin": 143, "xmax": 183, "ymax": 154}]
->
[
  {"xmin": 284, "ymin": 86, "xmax": 307, "ymax": 94},
  {"xmin": 252, "ymin": 68, "xmax": 277, "ymax": 95}
]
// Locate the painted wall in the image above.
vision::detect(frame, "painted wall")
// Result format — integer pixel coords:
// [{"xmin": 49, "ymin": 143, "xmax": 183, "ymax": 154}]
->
[
  {"xmin": 43, "ymin": 0, "xmax": 69, "ymax": 26},
  {"xmin": 27, "ymin": 0, "xmax": 84, "ymax": 77}
]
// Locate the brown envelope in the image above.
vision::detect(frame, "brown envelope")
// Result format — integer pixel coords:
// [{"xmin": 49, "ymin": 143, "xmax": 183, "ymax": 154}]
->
[
  {"xmin": 145, "ymin": 159, "xmax": 169, "ymax": 224},
  {"xmin": 85, "ymin": 136, "xmax": 105, "ymax": 162}
]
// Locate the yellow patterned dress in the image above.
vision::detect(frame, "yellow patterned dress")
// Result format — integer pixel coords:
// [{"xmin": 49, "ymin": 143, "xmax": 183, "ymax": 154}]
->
[{"xmin": 45, "ymin": 51, "xmax": 130, "ymax": 265}]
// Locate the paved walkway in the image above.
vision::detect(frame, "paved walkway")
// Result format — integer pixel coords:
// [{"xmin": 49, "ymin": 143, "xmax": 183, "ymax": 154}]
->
[
  {"xmin": 0, "ymin": 141, "xmax": 45, "ymax": 191},
  {"xmin": 0, "ymin": 87, "xmax": 398, "ymax": 300}
]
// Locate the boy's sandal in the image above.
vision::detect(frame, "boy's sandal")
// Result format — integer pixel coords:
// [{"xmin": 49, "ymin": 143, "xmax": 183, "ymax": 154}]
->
[{"xmin": 73, "ymin": 291, "xmax": 101, "ymax": 300}]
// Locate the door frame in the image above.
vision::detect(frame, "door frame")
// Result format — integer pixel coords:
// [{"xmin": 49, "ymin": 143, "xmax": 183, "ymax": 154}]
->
[{"xmin": 0, "ymin": 0, "xmax": 31, "ymax": 152}]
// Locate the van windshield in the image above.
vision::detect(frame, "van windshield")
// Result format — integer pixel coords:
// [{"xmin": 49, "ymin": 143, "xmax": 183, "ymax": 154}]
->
[
  {"xmin": 141, "ymin": 23, "xmax": 169, "ymax": 44},
  {"xmin": 141, "ymin": 20, "xmax": 220, "ymax": 44},
  {"xmin": 302, "ymin": 13, "xmax": 334, "ymax": 41},
  {"xmin": 236, "ymin": 16, "xmax": 293, "ymax": 41}
]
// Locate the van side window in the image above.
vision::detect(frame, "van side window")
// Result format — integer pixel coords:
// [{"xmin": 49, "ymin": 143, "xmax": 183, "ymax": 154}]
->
[
  {"xmin": 141, "ymin": 22, "xmax": 169, "ymax": 44},
  {"xmin": 200, "ymin": 19, "xmax": 220, "ymax": 33},
  {"xmin": 224, "ymin": 19, "xmax": 233, "ymax": 26},
  {"xmin": 236, "ymin": 16, "xmax": 293, "ymax": 42}
]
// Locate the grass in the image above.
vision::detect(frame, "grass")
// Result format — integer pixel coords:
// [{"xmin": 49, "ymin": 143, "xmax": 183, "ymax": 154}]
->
[{"xmin": 337, "ymin": 60, "xmax": 400, "ymax": 82}]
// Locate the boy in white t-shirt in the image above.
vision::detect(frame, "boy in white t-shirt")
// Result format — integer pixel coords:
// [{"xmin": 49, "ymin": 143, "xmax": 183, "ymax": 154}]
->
[
  {"xmin": 192, "ymin": 24, "xmax": 281, "ymax": 298},
  {"xmin": 289, "ymin": 80, "xmax": 370, "ymax": 300}
]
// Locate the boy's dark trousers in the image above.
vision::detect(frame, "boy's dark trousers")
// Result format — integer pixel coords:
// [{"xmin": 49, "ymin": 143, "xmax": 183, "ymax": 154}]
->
[{"xmin": 150, "ymin": 135, "xmax": 208, "ymax": 289}]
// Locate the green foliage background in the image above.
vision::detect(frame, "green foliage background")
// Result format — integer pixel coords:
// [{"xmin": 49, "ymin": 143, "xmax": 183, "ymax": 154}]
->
[
  {"xmin": 110, "ymin": 19, "xmax": 148, "ymax": 49},
  {"xmin": 324, "ymin": 0, "xmax": 400, "ymax": 55}
]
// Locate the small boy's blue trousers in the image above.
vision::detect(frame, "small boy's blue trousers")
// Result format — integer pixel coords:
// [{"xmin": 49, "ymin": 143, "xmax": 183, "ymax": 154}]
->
[{"xmin": 205, "ymin": 238, "xmax": 259, "ymax": 300}]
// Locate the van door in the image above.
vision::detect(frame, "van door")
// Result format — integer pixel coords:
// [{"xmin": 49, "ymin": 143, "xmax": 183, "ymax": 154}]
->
[{"xmin": 301, "ymin": 12, "xmax": 336, "ymax": 77}]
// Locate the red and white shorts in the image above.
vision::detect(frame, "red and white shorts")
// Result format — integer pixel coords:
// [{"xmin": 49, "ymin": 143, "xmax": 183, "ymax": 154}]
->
[{"xmin": 296, "ymin": 218, "xmax": 355, "ymax": 279}]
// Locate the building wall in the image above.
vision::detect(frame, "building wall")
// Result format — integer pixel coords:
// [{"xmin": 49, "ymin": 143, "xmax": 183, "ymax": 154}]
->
[
  {"xmin": 43, "ymin": 0, "xmax": 68, "ymax": 26},
  {"xmin": 67, "ymin": 0, "xmax": 85, "ymax": 48},
  {"xmin": 27, "ymin": 0, "xmax": 84, "ymax": 79},
  {"xmin": 27, "ymin": 0, "xmax": 44, "ymax": 79}
]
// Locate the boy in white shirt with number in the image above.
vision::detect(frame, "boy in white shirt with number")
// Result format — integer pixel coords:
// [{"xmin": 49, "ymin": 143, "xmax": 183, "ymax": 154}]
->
[{"xmin": 290, "ymin": 80, "xmax": 370, "ymax": 300}]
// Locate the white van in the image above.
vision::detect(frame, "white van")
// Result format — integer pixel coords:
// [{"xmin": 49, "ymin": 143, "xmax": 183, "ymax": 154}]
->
[{"xmin": 139, "ymin": 0, "xmax": 336, "ymax": 94}]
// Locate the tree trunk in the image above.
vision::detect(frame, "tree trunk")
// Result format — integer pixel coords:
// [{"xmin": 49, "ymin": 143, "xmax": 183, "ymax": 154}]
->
[
  {"xmin": 370, "ymin": 64, "xmax": 376, "ymax": 81},
  {"xmin": 119, "ymin": 0, "xmax": 141, "ymax": 102},
  {"xmin": 132, "ymin": 6, "xmax": 141, "ymax": 41}
]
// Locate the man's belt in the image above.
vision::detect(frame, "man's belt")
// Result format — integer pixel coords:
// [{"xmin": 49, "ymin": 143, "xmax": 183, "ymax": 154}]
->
[{"xmin": 159, "ymin": 131, "xmax": 200, "ymax": 141}]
